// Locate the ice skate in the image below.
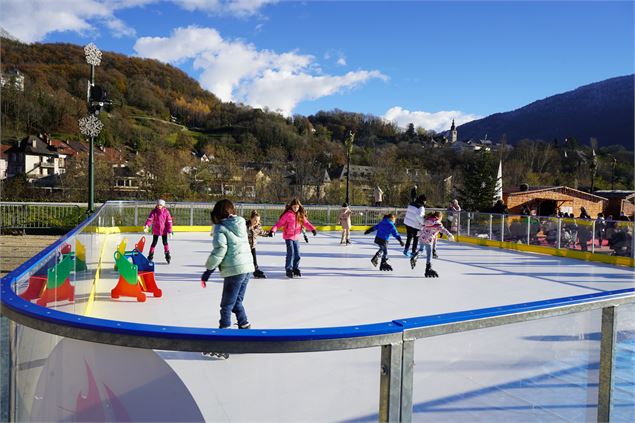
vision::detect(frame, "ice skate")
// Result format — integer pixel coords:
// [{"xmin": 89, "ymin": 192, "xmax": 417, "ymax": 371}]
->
[
  {"xmin": 239, "ymin": 322, "xmax": 251, "ymax": 329},
  {"xmin": 379, "ymin": 258, "xmax": 393, "ymax": 271},
  {"xmin": 165, "ymin": 251, "xmax": 171, "ymax": 264},
  {"xmin": 202, "ymin": 352, "xmax": 229, "ymax": 359},
  {"xmin": 345, "ymin": 239, "xmax": 351, "ymax": 245},
  {"xmin": 410, "ymin": 252, "xmax": 420, "ymax": 269},
  {"xmin": 147, "ymin": 252, "xmax": 154, "ymax": 262},
  {"xmin": 253, "ymin": 269, "xmax": 267, "ymax": 279},
  {"xmin": 425, "ymin": 263, "xmax": 438, "ymax": 278},
  {"xmin": 432, "ymin": 250, "xmax": 438, "ymax": 259},
  {"xmin": 293, "ymin": 268, "xmax": 302, "ymax": 277},
  {"xmin": 286, "ymin": 269, "xmax": 294, "ymax": 278},
  {"xmin": 371, "ymin": 251, "xmax": 381, "ymax": 267},
  {"xmin": 402, "ymin": 249, "xmax": 413, "ymax": 258}
]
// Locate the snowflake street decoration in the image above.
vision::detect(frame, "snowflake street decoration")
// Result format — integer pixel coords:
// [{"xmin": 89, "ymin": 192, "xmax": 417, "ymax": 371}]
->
[
  {"xmin": 79, "ymin": 114, "xmax": 104, "ymax": 137},
  {"xmin": 84, "ymin": 43, "xmax": 102, "ymax": 66}
]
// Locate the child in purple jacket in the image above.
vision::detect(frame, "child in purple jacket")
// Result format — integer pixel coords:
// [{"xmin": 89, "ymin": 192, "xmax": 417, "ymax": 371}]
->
[{"xmin": 144, "ymin": 199, "xmax": 173, "ymax": 263}]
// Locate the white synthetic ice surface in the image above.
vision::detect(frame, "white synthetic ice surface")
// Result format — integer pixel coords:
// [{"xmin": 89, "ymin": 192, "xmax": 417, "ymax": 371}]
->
[{"xmin": 87, "ymin": 231, "xmax": 635, "ymax": 422}]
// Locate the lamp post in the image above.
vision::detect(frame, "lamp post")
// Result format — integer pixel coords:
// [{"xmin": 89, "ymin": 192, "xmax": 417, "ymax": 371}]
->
[
  {"xmin": 344, "ymin": 131, "xmax": 355, "ymax": 204},
  {"xmin": 79, "ymin": 43, "xmax": 104, "ymax": 213},
  {"xmin": 590, "ymin": 149, "xmax": 597, "ymax": 194},
  {"xmin": 610, "ymin": 155, "xmax": 617, "ymax": 190}
]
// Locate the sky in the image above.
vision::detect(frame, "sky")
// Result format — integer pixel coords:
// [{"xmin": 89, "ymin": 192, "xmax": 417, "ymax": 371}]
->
[{"xmin": 1, "ymin": 0, "xmax": 633, "ymax": 132}]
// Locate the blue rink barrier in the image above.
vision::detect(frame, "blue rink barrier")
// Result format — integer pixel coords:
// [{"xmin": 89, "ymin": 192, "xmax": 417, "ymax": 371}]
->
[{"xmin": 1, "ymin": 201, "xmax": 635, "ymax": 422}]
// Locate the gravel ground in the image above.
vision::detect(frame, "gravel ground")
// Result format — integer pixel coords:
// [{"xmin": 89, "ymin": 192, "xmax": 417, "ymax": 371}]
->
[{"xmin": 0, "ymin": 235, "xmax": 59, "ymax": 277}]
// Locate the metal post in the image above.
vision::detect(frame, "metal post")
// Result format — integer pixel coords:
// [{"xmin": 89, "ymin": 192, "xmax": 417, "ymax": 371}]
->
[
  {"xmin": 88, "ymin": 135, "xmax": 94, "ymax": 213},
  {"xmin": 190, "ymin": 205, "xmax": 194, "ymax": 226},
  {"xmin": 467, "ymin": 213, "xmax": 471, "ymax": 237},
  {"xmin": 591, "ymin": 221, "xmax": 596, "ymax": 254},
  {"xmin": 500, "ymin": 215, "xmax": 505, "ymax": 243},
  {"xmin": 379, "ymin": 343, "xmax": 403, "ymax": 422},
  {"xmin": 526, "ymin": 216, "xmax": 531, "ymax": 245},
  {"xmin": 400, "ymin": 340, "xmax": 415, "ymax": 422},
  {"xmin": 134, "ymin": 205, "xmax": 138, "ymax": 226},
  {"xmin": 557, "ymin": 218, "xmax": 562, "ymax": 249},
  {"xmin": 488, "ymin": 214, "xmax": 493, "ymax": 240},
  {"xmin": 345, "ymin": 151, "xmax": 351, "ymax": 205},
  {"xmin": 598, "ymin": 306, "xmax": 618, "ymax": 422}
]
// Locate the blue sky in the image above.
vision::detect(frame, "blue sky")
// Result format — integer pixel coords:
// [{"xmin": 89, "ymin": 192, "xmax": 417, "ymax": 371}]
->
[{"xmin": 1, "ymin": 0, "xmax": 633, "ymax": 132}]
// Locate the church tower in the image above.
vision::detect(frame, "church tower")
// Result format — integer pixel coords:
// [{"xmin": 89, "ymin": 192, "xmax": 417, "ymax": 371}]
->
[{"xmin": 450, "ymin": 119, "xmax": 457, "ymax": 143}]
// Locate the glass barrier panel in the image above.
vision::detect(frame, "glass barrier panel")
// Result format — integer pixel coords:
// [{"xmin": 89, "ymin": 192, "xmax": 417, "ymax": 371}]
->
[
  {"xmin": 613, "ymin": 302, "xmax": 635, "ymax": 422},
  {"xmin": 10, "ymin": 323, "xmax": 382, "ymax": 422},
  {"xmin": 537, "ymin": 216, "xmax": 560, "ymax": 248},
  {"xmin": 606, "ymin": 220, "xmax": 633, "ymax": 259},
  {"xmin": 506, "ymin": 215, "xmax": 529, "ymax": 245},
  {"xmin": 469, "ymin": 213, "xmax": 492, "ymax": 240},
  {"xmin": 410, "ymin": 309, "xmax": 601, "ymax": 422}
]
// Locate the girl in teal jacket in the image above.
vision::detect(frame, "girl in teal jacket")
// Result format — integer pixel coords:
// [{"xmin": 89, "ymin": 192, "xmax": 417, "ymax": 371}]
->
[{"xmin": 201, "ymin": 199, "xmax": 255, "ymax": 330}]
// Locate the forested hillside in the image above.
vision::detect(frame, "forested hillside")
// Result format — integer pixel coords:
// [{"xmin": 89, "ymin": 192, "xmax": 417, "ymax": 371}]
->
[{"xmin": 1, "ymin": 38, "xmax": 632, "ymax": 206}]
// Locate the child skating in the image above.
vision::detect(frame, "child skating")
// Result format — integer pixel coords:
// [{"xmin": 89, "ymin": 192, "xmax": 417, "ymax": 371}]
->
[
  {"xmin": 143, "ymin": 199, "xmax": 173, "ymax": 263},
  {"xmin": 200, "ymin": 199, "xmax": 255, "ymax": 359},
  {"xmin": 246, "ymin": 210, "xmax": 272, "ymax": 279},
  {"xmin": 410, "ymin": 211, "xmax": 455, "ymax": 277},
  {"xmin": 339, "ymin": 203, "xmax": 352, "ymax": 245},
  {"xmin": 270, "ymin": 198, "xmax": 317, "ymax": 278},
  {"xmin": 364, "ymin": 213, "xmax": 404, "ymax": 271}
]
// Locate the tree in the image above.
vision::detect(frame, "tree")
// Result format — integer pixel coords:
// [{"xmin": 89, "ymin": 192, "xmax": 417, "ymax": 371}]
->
[{"xmin": 458, "ymin": 151, "xmax": 499, "ymax": 211}]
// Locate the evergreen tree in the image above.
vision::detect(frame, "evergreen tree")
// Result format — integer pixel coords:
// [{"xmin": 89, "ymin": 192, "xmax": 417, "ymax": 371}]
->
[{"xmin": 458, "ymin": 151, "xmax": 499, "ymax": 211}]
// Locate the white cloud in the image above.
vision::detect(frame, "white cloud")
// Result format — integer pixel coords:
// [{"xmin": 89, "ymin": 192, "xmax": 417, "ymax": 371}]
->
[
  {"xmin": 336, "ymin": 57, "xmax": 347, "ymax": 66},
  {"xmin": 383, "ymin": 107, "xmax": 481, "ymax": 133},
  {"xmin": 0, "ymin": 0, "xmax": 274, "ymax": 43},
  {"xmin": 135, "ymin": 26, "xmax": 388, "ymax": 115}
]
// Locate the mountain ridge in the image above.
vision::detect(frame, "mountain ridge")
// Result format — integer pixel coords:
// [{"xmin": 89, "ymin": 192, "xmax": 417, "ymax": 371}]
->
[{"xmin": 456, "ymin": 75, "xmax": 634, "ymax": 149}]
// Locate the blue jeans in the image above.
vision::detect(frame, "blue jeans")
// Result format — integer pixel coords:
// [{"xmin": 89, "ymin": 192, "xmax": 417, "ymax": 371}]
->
[
  {"xmin": 285, "ymin": 239, "xmax": 301, "ymax": 271},
  {"xmin": 419, "ymin": 243, "xmax": 432, "ymax": 264},
  {"xmin": 219, "ymin": 273, "xmax": 250, "ymax": 329}
]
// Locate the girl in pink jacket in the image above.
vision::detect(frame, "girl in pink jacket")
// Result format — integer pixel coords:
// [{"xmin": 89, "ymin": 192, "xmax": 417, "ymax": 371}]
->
[
  {"xmin": 410, "ymin": 211, "xmax": 455, "ymax": 278},
  {"xmin": 144, "ymin": 199, "xmax": 173, "ymax": 263},
  {"xmin": 270, "ymin": 198, "xmax": 317, "ymax": 278}
]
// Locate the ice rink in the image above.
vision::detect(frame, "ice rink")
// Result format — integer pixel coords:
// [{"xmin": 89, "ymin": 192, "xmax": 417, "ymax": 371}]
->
[{"xmin": 83, "ymin": 231, "xmax": 634, "ymax": 422}]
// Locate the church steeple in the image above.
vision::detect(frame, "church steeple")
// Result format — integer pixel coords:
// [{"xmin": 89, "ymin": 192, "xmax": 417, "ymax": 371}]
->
[{"xmin": 450, "ymin": 119, "xmax": 457, "ymax": 143}]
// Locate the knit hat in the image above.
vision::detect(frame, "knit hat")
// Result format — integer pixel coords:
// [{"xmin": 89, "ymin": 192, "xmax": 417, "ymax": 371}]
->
[{"xmin": 157, "ymin": 199, "xmax": 166, "ymax": 207}]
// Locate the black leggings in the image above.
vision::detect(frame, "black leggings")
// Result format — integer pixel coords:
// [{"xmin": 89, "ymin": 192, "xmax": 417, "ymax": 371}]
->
[
  {"xmin": 404, "ymin": 226, "xmax": 419, "ymax": 254},
  {"xmin": 251, "ymin": 248, "xmax": 258, "ymax": 270},
  {"xmin": 150, "ymin": 234, "xmax": 168, "ymax": 249}
]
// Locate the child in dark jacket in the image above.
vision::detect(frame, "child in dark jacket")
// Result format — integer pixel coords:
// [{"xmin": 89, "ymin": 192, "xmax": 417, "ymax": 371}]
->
[
  {"xmin": 364, "ymin": 213, "xmax": 404, "ymax": 271},
  {"xmin": 246, "ymin": 210, "xmax": 272, "ymax": 279}
]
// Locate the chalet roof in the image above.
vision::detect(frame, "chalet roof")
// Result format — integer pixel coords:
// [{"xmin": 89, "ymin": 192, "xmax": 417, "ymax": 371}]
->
[
  {"xmin": 8, "ymin": 135, "xmax": 58, "ymax": 156},
  {"xmin": 593, "ymin": 190, "xmax": 635, "ymax": 200},
  {"xmin": 49, "ymin": 139, "xmax": 78, "ymax": 157},
  {"xmin": 0, "ymin": 144, "xmax": 11, "ymax": 159},
  {"xmin": 506, "ymin": 185, "xmax": 608, "ymax": 202}
]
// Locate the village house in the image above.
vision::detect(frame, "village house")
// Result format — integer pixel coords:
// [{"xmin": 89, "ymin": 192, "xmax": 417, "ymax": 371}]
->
[
  {"xmin": 504, "ymin": 185, "xmax": 608, "ymax": 217},
  {"xmin": 0, "ymin": 144, "xmax": 10, "ymax": 179},
  {"xmin": 5, "ymin": 134, "xmax": 67, "ymax": 182},
  {"xmin": 594, "ymin": 190, "xmax": 635, "ymax": 219}
]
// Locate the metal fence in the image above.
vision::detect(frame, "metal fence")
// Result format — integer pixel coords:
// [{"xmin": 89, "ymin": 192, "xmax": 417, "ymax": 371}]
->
[
  {"xmin": 0, "ymin": 202, "xmax": 83, "ymax": 232},
  {"xmin": 2, "ymin": 201, "xmax": 633, "ymax": 258},
  {"xmin": 454, "ymin": 212, "xmax": 635, "ymax": 258}
]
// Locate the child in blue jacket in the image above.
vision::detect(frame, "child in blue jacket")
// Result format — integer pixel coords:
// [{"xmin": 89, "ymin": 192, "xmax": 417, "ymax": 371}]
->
[{"xmin": 364, "ymin": 213, "xmax": 404, "ymax": 271}]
